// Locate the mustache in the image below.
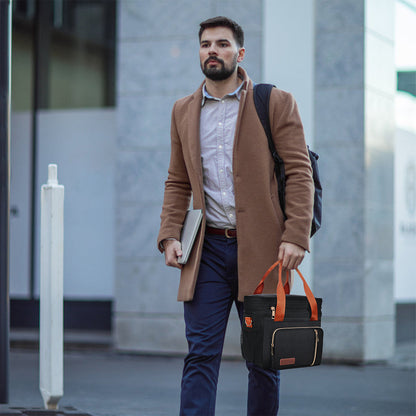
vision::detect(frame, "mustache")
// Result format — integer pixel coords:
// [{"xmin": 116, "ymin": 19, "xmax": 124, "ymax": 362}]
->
[{"xmin": 204, "ymin": 56, "xmax": 225, "ymax": 67}]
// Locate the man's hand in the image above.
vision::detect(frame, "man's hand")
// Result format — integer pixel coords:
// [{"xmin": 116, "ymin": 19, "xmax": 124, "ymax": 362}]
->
[
  {"xmin": 278, "ymin": 242, "xmax": 305, "ymax": 270},
  {"xmin": 164, "ymin": 239, "xmax": 183, "ymax": 269}
]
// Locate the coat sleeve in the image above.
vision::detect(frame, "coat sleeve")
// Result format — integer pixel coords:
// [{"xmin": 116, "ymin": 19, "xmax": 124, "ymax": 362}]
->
[
  {"xmin": 157, "ymin": 102, "xmax": 192, "ymax": 252},
  {"xmin": 269, "ymin": 88, "xmax": 314, "ymax": 251}
]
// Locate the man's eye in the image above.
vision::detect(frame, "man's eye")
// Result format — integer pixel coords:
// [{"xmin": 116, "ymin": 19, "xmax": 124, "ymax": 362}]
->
[
  {"xmin": 220, "ymin": 43, "xmax": 228, "ymax": 47},
  {"xmin": 201, "ymin": 43, "xmax": 209, "ymax": 48}
]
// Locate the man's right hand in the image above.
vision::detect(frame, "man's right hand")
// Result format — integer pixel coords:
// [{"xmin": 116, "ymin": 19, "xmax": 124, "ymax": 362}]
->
[{"xmin": 163, "ymin": 239, "xmax": 183, "ymax": 269}]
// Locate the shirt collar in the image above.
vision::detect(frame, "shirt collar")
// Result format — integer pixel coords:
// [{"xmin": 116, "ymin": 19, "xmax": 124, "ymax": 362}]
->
[{"xmin": 201, "ymin": 80, "xmax": 244, "ymax": 107}]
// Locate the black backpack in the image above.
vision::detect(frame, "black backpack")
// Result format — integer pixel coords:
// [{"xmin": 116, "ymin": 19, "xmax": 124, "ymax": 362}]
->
[{"xmin": 253, "ymin": 83, "xmax": 322, "ymax": 237}]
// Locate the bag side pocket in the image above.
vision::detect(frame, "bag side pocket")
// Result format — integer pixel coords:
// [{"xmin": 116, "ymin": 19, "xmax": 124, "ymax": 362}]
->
[{"xmin": 271, "ymin": 327, "xmax": 324, "ymax": 370}]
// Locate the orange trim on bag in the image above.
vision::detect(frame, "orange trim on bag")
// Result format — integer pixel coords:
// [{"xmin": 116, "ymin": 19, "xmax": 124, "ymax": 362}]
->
[{"xmin": 245, "ymin": 317, "xmax": 253, "ymax": 328}]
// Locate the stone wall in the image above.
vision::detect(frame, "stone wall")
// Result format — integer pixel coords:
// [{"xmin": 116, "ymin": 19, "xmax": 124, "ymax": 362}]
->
[
  {"xmin": 114, "ymin": 0, "xmax": 396, "ymax": 362},
  {"xmin": 313, "ymin": 0, "xmax": 395, "ymax": 362}
]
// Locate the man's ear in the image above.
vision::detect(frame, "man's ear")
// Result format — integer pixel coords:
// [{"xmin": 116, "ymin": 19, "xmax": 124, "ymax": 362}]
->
[{"xmin": 237, "ymin": 47, "xmax": 245, "ymax": 63}]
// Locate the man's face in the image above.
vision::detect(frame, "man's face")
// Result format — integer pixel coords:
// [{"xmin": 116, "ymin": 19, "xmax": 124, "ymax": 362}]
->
[{"xmin": 199, "ymin": 26, "xmax": 245, "ymax": 81}]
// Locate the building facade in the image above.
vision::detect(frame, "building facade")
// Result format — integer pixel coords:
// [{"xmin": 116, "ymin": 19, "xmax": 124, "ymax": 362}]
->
[{"xmin": 9, "ymin": 0, "xmax": 416, "ymax": 362}]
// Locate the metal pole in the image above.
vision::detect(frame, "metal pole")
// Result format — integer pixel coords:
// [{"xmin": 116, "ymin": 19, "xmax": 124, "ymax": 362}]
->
[
  {"xmin": 30, "ymin": 0, "xmax": 50, "ymax": 299},
  {"xmin": 0, "ymin": 0, "xmax": 12, "ymax": 405}
]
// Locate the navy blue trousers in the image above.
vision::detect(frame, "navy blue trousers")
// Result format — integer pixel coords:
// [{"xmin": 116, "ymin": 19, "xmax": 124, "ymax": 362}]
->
[{"xmin": 180, "ymin": 234, "xmax": 280, "ymax": 416}]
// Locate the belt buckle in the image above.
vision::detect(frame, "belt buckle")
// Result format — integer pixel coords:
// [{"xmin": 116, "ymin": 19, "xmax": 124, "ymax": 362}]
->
[{"xmin": 225, "ymin": 228, "xmax": 234, "ymax": 239}]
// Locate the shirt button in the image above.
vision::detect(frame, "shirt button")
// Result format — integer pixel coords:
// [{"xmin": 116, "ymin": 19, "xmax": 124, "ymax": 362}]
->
[
  {"xmin": 218, "ymin": 122, "xmax": 222, "ymax": 126},
  {"xmin": 218, "ymin": 145, "xmax": 223, "ymax": 149},
  {"xmin": 229, "ymin": 213, "xmax": 234, "ymax": 218},
  {"xmin": 222, "ymin": 192, "xmax": 226, "ymax": 196}
]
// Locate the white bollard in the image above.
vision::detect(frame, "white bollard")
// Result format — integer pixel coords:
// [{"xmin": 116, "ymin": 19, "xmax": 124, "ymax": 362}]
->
[{"xmin": 39, "ymin": 164, "xmax": 64, "ymax": 409}]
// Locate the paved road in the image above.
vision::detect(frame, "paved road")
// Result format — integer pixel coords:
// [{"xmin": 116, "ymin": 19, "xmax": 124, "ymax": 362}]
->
[{"xmin": 7, "ymin": 344, "xmax": 415, "ymax": 416}]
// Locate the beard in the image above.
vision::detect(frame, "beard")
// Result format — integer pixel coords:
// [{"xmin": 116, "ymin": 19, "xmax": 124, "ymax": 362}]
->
[{"xmin": 201, "ymin": 54, "xmax": 238, "ymax": 81}]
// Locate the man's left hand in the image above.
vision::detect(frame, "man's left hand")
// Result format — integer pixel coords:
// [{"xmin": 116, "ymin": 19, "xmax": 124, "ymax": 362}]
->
[{"xmin": 278, "ymin": 242, "xmax": 305, "ymax": 270}]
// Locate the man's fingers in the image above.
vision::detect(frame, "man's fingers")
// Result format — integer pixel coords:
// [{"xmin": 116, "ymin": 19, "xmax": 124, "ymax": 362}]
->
[
  {"xmin": 166, "ymin": 254, "xmax": 183, "ymax": 269},
  {"xmin": 277, "ymin": 245, "xmax": 285, "ymax": 262},
  {"xmin": 278, "ymin": 246, "xmax": 289, "ymax": 270},
  {"xmin": 278, "ymin": 245, "xmax": 292, "ymax": 269},
  {"xmin": 164, "ymin": 240, "xmax": 183, "ymax": 269},
  {"xmin": 278, "ymin": 242, "xmax": 305, "ymax": 270}
]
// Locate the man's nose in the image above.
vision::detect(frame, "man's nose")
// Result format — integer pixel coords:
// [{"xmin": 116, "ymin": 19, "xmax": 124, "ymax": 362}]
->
[{"xmin": 208, "ymin": 44, "xmax": 218, "ymax": 54}]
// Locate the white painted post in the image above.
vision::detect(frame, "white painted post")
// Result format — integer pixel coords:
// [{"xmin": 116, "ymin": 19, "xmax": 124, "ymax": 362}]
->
[{"xmin": 39, "ymin": 164, "xmax": 64, "ymax": 409}]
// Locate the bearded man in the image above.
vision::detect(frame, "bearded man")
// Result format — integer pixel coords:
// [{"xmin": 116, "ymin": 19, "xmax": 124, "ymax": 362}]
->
[{"xmin": 157, "ymin": 16, "xmax": 314, "ymax": 416}]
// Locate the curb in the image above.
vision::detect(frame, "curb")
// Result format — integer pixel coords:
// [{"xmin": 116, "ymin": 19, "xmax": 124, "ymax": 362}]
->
[{"xmin": 0, "ymin": 407, "xmax": 93, "ymax": 416}]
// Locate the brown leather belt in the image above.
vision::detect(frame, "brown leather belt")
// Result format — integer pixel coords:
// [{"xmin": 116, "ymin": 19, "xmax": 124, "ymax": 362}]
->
[{"xmin": 206, "ymin": 226, "xmax": 237, "ymax": 238}]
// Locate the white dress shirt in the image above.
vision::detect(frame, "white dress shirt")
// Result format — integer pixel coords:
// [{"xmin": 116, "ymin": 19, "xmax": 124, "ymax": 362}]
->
[{"xmin": 200, "ymin": 82, "xmax": 243, "ymax": 229}]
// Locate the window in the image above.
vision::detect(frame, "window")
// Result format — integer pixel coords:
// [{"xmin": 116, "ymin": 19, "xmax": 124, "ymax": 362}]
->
[
  {"xmin": 12, "ymin": 0, "xmax": 116, "ymax": 111},
  {"xmin": 398, "ymin": 71, "xmax": 416, "ymax": 97}
]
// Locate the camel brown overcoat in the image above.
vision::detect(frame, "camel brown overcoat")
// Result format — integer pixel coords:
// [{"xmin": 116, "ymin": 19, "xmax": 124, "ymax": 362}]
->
[{"xmin": 157, "ymin": 68, "xmax": 314, "ymax": 302}]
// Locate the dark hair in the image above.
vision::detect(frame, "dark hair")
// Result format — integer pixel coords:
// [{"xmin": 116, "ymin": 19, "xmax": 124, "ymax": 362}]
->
[{"xmin": 199, "ymin": 16, "xmax": 244, "ymax": 47}]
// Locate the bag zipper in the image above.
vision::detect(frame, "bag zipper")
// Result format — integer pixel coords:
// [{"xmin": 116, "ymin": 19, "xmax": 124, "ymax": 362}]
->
[{"xmin": 271, "ymin": 327, "xmax": 320, "ymax": 366}]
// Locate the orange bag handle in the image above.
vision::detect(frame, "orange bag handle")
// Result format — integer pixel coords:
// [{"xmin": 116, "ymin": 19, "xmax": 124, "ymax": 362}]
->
[
  {"xmin": 254, "ymin": 265, "xmax": 291, "ymax": 295},
  {"xmin": 253, "ymin": 260, "xmax": 319, "ymax": 322}
]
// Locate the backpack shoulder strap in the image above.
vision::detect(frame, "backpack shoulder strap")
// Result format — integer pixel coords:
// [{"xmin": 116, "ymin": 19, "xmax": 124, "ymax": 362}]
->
[
  {"xmin": 253, "ymin": 83, "xmax": 287, "ymax": 219},
  {"xmin": 253, "ymin": 83, "xmax": 274, "ymax": 143}
]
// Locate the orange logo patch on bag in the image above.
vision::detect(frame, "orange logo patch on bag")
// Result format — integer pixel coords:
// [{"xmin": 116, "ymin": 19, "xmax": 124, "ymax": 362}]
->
[
  {"xmin": 245, "ymin": 317, "xmax": 253, "ymax": 328},
  {"xmin": 280, "ymin": 358, "xmax": 296, "ymax": 366}
]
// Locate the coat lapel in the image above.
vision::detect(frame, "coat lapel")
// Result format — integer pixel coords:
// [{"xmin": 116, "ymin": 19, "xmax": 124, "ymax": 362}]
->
[
  {"xmin": 186, "ymin": 89, "xmax": 204, "ymax": 182},
  {"xmin": 233, "ymin": 86, "xmax": 248, "ymax": 150},
  {"xmin": 232, "ymin": 75, "xmax": 251, "ymax": 168}
]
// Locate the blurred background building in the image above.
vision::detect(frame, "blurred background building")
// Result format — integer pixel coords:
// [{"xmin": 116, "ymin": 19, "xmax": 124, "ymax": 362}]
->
[{"xmin": 8, "ymin": 0, "xmax": 416, "ymax": 363}]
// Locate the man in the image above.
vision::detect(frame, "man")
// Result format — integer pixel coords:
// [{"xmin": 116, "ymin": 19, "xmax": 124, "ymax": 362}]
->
[{"xmin": 157, "ymin": 16, "xmax": 314, "ymax": 416}]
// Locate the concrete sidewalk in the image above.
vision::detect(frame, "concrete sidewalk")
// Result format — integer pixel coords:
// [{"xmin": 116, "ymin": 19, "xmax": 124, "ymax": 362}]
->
[{"xmin": 6, "ymin": 341, "xmax": 415, "ymax": 416}]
